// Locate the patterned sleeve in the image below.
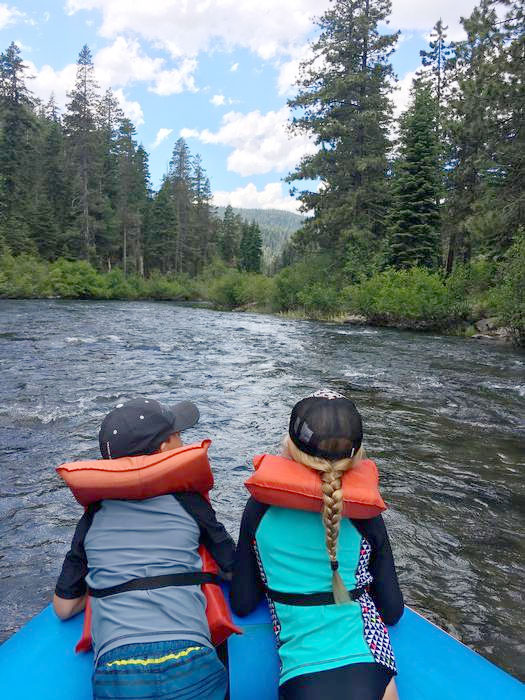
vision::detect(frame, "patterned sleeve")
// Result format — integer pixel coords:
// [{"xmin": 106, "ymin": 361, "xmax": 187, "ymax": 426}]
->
[{"xmin": 352, "ymin": 514, "xmax": 404, "ymax": 625}]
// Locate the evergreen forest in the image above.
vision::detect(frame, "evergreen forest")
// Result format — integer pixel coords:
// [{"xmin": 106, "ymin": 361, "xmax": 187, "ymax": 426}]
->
[{"xmin": 0, "ymin": 0, "xmax": 523, "ymax": 342}]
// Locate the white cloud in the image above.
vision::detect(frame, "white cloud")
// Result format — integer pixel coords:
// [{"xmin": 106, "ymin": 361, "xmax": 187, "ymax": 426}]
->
[
  {"xmin": 26, "ymin": 60, "xmax": 77, "ymax": 110},
  {"xmin": 230, "ymin": 62, "xmax": 239, "ymax": 72},
  {"xmin": 276, "ymin": 42, "xmax": 317, "ymax": 97},
  {"xmin": 392, "ymin": 70, "xmax": 418, "ymax": 120},
  {"xmin": 43, "ymin": 11, "xmax": 50, "ymax": 22},
  {"xmin": 113, "ymin": 88, "xmax": 144, "ymax": 125},
  {"xmin": 26, "ymin": 60, "xmax": 144, "ymax": 125},
  {"xmin": 14, "ymin": 38, "xmax": 32, "ymax": 53},
  {"xmin": 65, "ymin": 0, "xmax": 323, "ymax": 60},
  {"xmin": 151, "ymin": 127, "xmax": 173, "ymax": 149},
  {"xmin": 213, "ymin": 182, "xmax": 301, "ymax": 213},
  {"xmin": 94, "ymin": 37, "xmax": 197, "ymax": 95},
  {"xmin": 181, "ymin": 107, "xmax": 316, "ymax": 177},
  {"xmin": 389, "ymin": 0, "xmax": 485, "ymax": 41},
  {"xmin": 211, "ymin": 94, "xmax": 226, "ymax": 107},
  {"xmin": 0, "ymin": 3, "xmax": 24, "ymax": 29}
]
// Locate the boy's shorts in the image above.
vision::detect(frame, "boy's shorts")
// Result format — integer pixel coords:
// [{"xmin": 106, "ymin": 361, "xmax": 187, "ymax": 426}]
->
[{"xmin": 93, "ymin": 639, "xmax": 228, "ymax": 700}]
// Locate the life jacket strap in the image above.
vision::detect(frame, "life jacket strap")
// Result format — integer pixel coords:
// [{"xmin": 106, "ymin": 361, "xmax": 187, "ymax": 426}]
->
[
  {"xmin": 88, "ymin": 571, "xmax": 221, "ymax": 598},
  {"xmin": 265, "ymin": 585, "xmax": 367, "ymax": 606}
]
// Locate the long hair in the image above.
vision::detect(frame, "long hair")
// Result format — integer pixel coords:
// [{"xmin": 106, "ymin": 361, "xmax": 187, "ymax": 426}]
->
[{"xmin": 285, "ymin": 436, "xmax": 364, "ymax": 604}]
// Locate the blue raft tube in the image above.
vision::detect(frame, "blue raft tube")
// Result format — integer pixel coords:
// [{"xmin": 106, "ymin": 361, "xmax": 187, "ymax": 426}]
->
[{"xmin": 1, "ymin": 587, "xmax": 523, "ymax": 699}]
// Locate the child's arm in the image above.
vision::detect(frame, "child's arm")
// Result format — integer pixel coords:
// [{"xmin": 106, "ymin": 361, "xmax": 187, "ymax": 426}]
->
[
  {"xmin": 174, "ymin": 493, "xmax": 236, "ymax": 573},
  {"xmin": 354, "ymin": 515, "xmax": 404, "ymax": 625},
  {"xmin": 53, "ymin": 508, "xmax": 94, "ymax": 620},
  {"xmin": 230, "ymin": 498, "xmax": 268, "ymax": 617}
]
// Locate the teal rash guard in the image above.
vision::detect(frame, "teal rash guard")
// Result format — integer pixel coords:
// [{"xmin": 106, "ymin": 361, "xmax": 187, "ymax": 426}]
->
[{"xmin": 230, "ymin": 498, "xmax": 404, "ymax": 686}]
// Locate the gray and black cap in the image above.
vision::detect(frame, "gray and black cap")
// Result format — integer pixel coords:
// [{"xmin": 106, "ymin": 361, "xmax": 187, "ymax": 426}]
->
[
  {"xmin": 289, "ymin": 389, "xmax": 363, "ymax": 460},
  {"xmin": 99, "ymin": 397, "xmax": 200, "ymax": 459}
]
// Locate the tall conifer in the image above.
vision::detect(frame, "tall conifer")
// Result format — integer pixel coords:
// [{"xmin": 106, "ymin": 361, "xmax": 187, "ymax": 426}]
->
[
  {"xmin": 286, "ymin": 0, "xmax": 398, "ymax": 269},
  {"xmin": 387, "ymin": 80, "xmax": 440, "ymax": 269},
  {"xmin": 63, "ymin": 45, "xmax": 102, "ymax": 260}
]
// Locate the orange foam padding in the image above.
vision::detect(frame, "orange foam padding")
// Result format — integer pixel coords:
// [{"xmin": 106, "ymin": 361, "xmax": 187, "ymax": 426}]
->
[
  {"xmin": 199, "ymin": 546, "xmax": 242, "ymax": 647},
  {"xmin": 245, "ymin": 454, "xmax": 386, "ymax": 519},
  {"xmin": 75, "ymin": 597, "xmax": 92, "ymax": 653},
  {"xmin": 57, "ymin": 440, "xmax": 214, "ymax": 507}
]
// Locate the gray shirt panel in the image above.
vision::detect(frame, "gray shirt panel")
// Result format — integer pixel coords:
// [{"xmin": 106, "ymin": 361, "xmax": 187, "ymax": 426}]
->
[{"xmin": 84, "ymin": 495, "xmax": 212, "ymax": 664}]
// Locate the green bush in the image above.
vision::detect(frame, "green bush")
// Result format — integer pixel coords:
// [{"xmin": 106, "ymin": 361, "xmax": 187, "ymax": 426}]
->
[
  {"xmin": 143, "ymin": 272, "xmax": 193, "ymax": 300},
  {"xmin": 297, "ymin": 283, "xmax": 342, "ymax": 318},
  {"xmin": 0, "ymin": 253, "xmax": 50, "ymax": 297},
  {"xmin": 342, "ymin": 267, "xmax": 455, "ymax": 325},
  {"xmin": 206, "ymin": 270, "xmax": 273, "ymax": 309},
  {"xmin": 102, "ymin": 269, "xmax": 142, "ymax": 299},
  {"xmin": 272, "ymin": 256, "xmax": 336, "ymax": 312},
  {"xmin": 47, "ymin": 259, "xmax": 106, "ymax": 298},
  {"xmin": 490, "ymin": 232, "xmax": 525, "ymax": 341},
  {"xmin": 445, "ymin": 258, "xmax": 497, "ymax": 317}
]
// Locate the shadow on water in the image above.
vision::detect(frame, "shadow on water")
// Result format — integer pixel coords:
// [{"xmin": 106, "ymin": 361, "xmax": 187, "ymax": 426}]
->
[{"xmin": 0, "ymin": 299, "xmax": 524, "ymax": 680}]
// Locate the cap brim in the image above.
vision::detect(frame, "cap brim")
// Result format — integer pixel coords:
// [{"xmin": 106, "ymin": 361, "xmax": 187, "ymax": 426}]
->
[{"xmin": 170, "ymin": 401, "xmax": 200, "ymax": 432}]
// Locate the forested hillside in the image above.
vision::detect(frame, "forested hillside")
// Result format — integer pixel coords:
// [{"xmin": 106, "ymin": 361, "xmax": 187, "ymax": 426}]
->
[
  {"xmin": 216, "ymin": 207, "xmax": 303, "ymax": 254},
  {"xmin": 0, "ymin": 0, "xmax": 523, "ymax": 341}
]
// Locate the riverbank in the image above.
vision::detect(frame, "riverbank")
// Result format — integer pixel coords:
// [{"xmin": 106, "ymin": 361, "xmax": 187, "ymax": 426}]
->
[{"xmin": 1, "ymin": 251, "xmax": 523, "ymax": 346}]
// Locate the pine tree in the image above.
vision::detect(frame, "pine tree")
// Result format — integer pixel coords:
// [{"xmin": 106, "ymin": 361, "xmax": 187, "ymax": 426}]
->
[
  {"xmin": 191, "ymin": 153, "xmax": 215, "ymax": 271},
  {"xmin": 387, "ymin": 80, "xmax": 441, "ymax": 269},
  {"xmin": 168, "ymin": 138, "xmax": 193, "ymax": 273},
  {"xmin": 443, "ymin": 1, "xmax": 503, "ymax": 269},
  {"xmin": 116, "ymin": 118, "xmax": 149, "ymax": 275},
  {"xmin": 479, "ymin": 0, "xmax": 525, "ymax": 258},
  {"xmin": 33, "ymin": 96, "xmax": 69, "ymax": 258},
  {"xmin": 63, "ymin": 45, "xmax": 103, "ymax": 261},
  {"xmin": 0, "ymin": 42, "xmax": 38, "ymax": 253},
  {"xmin": 239, "ymin": 221, "xmax": 263, "ymax": 273},
  {"xmin": 419, "ymin": 19, "xmax": 453, "ymax": 138},
  {"xmin": 286, "ymin": 0, "xmax": 398, "ymax": 269},
  {"xmin": 219, "ymin": 205, "xmax": 241, "ymax": 264},
  {"xmin": 146, "ymin": 176, "xmax": 178, "ymax": 273},
  {"xmin": 97, "ymin": 88, "xmax": 124, "ymax": 267}
]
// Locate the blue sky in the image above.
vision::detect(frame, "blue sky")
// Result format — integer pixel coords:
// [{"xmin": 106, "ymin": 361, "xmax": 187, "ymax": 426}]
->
[{"xmin": 1, "ymin": 0, "xmax": 481, "ymax": 211}]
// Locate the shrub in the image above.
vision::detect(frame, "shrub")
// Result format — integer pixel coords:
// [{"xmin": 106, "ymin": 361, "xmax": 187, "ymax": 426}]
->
[
  {"xmin": 206, "ymin": 270, "xmax": 273, "ymax": 309},
  {"xmin": 47, "ymin": 259, "xmax": 106, "ymax": 298},
  {"xmin": 102, "ymin": 269, "xmax": 141, "ymax": 299},
  {"xmin": 272, "ymin": 256, "xmax": 335, "ymax": 312},
  {"xmin": 143, "ymin": 272, "xmax": 193, "ymax": 300},
  {"xmin": 297, "ymin": 283, "xmax": 342, "ymax": 318},
  {"xmin": 0, "ymin": 253, "xmax": 50, "ymax": 297},
  {"xmin": 490, "ymin": 231, "xmax": 525, "ymax": 342},
  {"xmin": 342, "ymin": 267, "xmax": 455, "ymax": 326}
]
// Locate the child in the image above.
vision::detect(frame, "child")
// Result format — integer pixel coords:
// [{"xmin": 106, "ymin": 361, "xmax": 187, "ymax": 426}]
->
[
  {"xmin": 54, "ymin": 397, "xmax": 234, "ymax": 700},
  {"xmin": 230, "ymin": 389, "xmax": 404, "ymax": 700}
]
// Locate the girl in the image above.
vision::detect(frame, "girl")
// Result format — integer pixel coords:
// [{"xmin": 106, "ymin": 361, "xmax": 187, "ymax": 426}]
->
[{"xmin": 230, "ymin": 389, "xmax": 403, "ymax": 700}]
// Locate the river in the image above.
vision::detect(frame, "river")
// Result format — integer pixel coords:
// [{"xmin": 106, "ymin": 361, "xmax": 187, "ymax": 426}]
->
[{"xmin": 0, "ymin": 299, "xmax": 524, "ymax": 680}]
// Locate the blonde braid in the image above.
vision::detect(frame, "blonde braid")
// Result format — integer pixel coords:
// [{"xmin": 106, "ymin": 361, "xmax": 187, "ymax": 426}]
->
[
  {"xmin": 321, "ymin": 465, "xmax": 350, "ymax": 604},
  {"xmin": 286, "ymin": 437, "xmax": 364, "ymax": 605}
]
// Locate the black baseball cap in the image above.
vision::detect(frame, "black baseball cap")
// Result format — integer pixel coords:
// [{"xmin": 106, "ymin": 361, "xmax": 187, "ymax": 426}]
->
[
  {"xmin": 99, "ymin": 398, "xmax": 200, "ymax": 459},
  {"xmin": 289, "ymin": 389, "xmax": 363, "ymax": 460}
]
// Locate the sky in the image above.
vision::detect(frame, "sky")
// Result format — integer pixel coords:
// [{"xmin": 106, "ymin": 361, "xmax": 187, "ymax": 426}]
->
[{"xmin": 0, "ymin": 0, "xmax": 483, "ymax": 212}]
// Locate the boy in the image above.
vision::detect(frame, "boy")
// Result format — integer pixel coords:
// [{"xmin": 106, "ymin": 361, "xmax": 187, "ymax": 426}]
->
[{"xmin": 54, "ymin": 397, "xmax": 234, "ymax": 700}]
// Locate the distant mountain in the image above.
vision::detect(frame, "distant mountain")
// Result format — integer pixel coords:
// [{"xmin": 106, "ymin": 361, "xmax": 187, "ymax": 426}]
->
[{"xmin": 216, "ymin": 207, "xmax": 304, "ymax": 255}]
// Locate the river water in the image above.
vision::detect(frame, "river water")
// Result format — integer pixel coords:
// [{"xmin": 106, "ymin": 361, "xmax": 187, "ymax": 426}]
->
[{"xmin": 0, "ymin": 299, "xmax": 524, "ymax": 679}]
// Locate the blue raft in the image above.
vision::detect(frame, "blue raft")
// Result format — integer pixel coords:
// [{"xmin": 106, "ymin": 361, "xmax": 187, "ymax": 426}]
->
[{"xmin": 1, "ymin": 593, "xmax": 523, "ymax": 699}]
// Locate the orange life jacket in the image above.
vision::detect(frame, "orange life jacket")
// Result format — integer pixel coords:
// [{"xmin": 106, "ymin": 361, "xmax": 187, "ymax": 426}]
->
[
  {"xmin": 56, "ymin": 440, "xmax": 241, "ymax": 650},
  {"xmin": 245, "ymin": 454, "xmax": 386, "ymax": 519}
]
